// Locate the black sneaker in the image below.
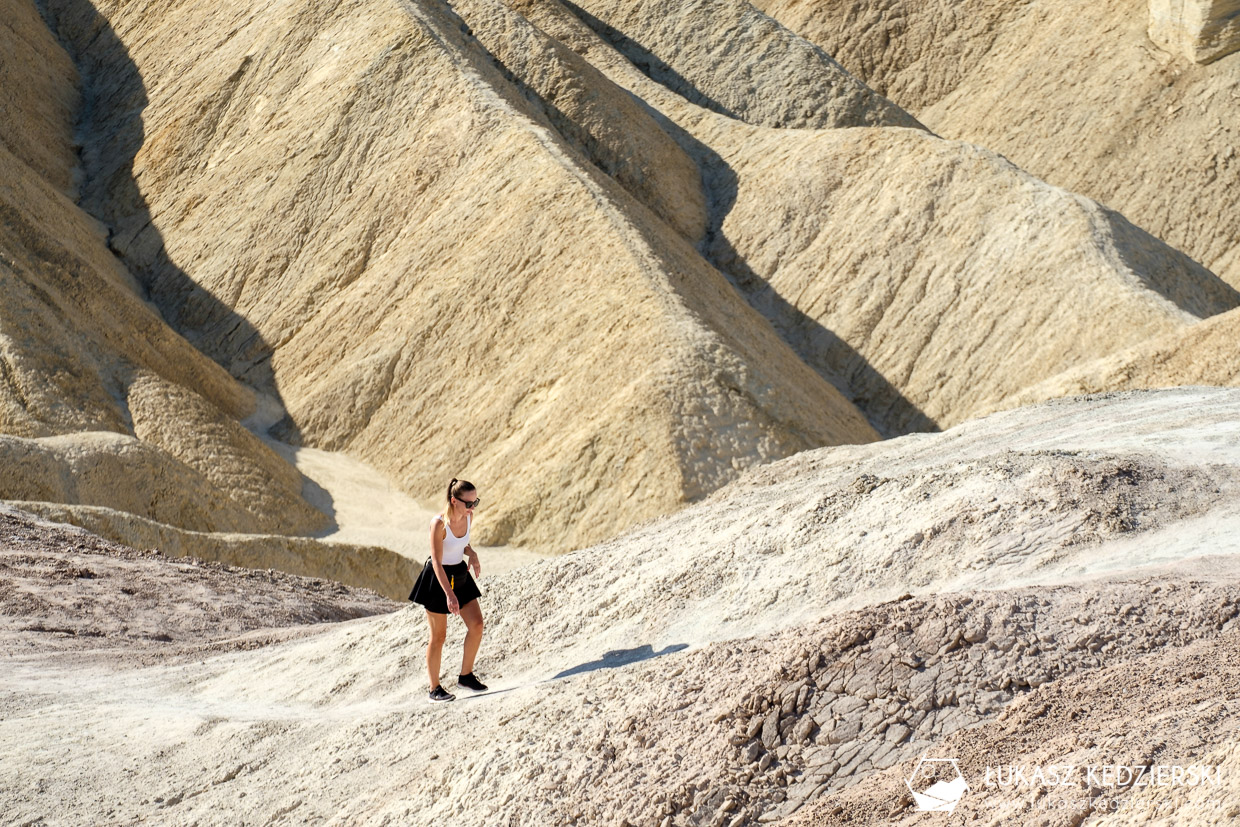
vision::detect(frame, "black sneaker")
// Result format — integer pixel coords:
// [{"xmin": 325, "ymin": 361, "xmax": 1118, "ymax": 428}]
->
[
  {"xmin": 428, "ymin": 685, "xmax": 456, "ymax": 703},
  {"xmin": 457, "ymin": 672, "xmax": 488, "ymax": 692}
]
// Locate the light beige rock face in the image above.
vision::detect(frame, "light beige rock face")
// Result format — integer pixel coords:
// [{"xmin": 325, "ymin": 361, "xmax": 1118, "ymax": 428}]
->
[
  {"xmin": 38, "ymin": 0, "xmax": 881, "ymax": 553},
  {"xmin": 552, "ymin": 0, "xmax": 920, "ymax": 129},
  {"xmin": 989, "ymin": 305, "xmax": 1240, "ymax": 412},
  {"xmin": 1149, "ymin": 0, "xmax": 1240, "ymax": 64},
  {"xmin": 0, "ymin": 0, "xmax": 327, "ymax": 539},
  {"xmin": 695, "ymin": 123, "xmax": 1239, "ymax": 432},
  {"xmin": 0, "ymin": 131, "xmax": 246, "ymax": 439},
  {"xmin": 746, "ymin": 0, "xmax": 1029, "ymax": 112},
  {"xmin": 752, "ymin": 0, "xmax": 1240, "ymax": 289}
]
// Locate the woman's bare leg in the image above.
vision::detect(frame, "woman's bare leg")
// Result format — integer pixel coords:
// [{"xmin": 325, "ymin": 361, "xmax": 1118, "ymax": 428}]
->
[
  {"xmin": 425, "ymin": 610, "xmax": 448, "ymax": 690},
  {"xmin": 459, "ymin": 600, "xmax": 484, "ymax": 675}
]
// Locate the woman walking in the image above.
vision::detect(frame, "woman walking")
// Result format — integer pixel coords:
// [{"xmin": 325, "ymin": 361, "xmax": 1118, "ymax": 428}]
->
[{"xmin": 408, "ymin": 478, "xmax": 488, "ymax": 703}]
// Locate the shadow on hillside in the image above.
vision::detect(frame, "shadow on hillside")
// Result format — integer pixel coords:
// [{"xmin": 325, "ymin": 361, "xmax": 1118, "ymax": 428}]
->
[
  {"xmin": 502, "ymin": 2, "xmax": 937, "ymax": 438},
  {"xmin": 666, "ymin": 119, "xmax": 939, "ymax": 438},
  {"xmin": 559, "ymin": 0, "xmax": 740, "ymax": 120},
  {"xmin": 34, "ymin": 0, "xmax": 336, "ymax": 532},
  {"xmin": 553, "ymin": 643, "xmax": 690, "ymax": 679},
  {"xmin": 460, "ymin": 1, "xmax": 935, "ymax": 438}
]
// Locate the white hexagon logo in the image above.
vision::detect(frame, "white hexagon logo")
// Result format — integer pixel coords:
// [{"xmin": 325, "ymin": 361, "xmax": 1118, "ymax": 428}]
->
[{"xmin": 905, "ymin": 753, "xmax": 969, "ymax": 813}]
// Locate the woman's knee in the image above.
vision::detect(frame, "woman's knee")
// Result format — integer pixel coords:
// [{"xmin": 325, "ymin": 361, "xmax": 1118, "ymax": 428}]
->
[{"xmin": 426, "ymin": 614, "xmax": 448, "ymax": 644}]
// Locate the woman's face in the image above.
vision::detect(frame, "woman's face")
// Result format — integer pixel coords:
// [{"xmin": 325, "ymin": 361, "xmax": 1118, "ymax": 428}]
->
[{"xmin": 453, "ymin": 490, "xmax": 479, "ymax": 512}]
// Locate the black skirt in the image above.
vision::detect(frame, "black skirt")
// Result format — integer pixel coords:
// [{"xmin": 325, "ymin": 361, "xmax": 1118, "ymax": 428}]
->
[{"xmin": 409, "ymin": 558, "xmax": 482, "ymax": 614}]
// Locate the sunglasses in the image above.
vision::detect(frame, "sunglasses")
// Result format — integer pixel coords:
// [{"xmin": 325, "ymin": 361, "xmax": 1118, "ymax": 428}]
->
[{"xmin": 456, "ymin": 496, "xmax": 481, "ymax": 509}]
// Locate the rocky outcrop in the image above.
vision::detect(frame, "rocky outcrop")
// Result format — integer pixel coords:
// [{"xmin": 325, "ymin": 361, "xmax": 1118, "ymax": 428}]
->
[
  {"xmin": 0, "ymin": 0, "xmax": 330, "ymax": 540},
  {"xmin": 1149, "ymin": 0, "xmax": 1240, "ymax": 64}
]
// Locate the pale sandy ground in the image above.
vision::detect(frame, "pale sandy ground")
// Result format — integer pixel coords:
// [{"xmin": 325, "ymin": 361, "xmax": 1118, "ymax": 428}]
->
[
  {"xmin": 2, "ymin": 388, "xmax": 1239, "ymax": 825},
  {"xmin": 247, "ymin": 394, "xmax": 549, "ymax": 576}
]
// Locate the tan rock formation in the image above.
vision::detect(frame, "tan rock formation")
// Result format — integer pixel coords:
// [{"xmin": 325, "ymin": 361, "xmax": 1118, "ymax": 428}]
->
[
  {"xmin": 13, "ymin": 0, "xmax": 1239, "ymax": 558},
  {"xmin": 692, "ymin": 122, "xmax": 1237, "ymax": 432},
  {"xmin": 1149, "ymin": 0, "xmax": 1240, "ymax": 64},
  {"xmin": 36, "ymin": 0, "xmax": 882, "ymax": 554},
  {"xmin": 525, "ymin": 0, "xmax": 1238, "ymax": 432},
  {"xmin": 445, "ymin": 0, "xmax": 710, "ymax": 242},
  {"xmin": 0, "ymin": 0, "xmax": 328, "ymax": 540},
  {"xmin": 0, "ymin": 0, "xmax": 79, "ymax": 193},
  {"xmin": 126, "ymin": 371, "xmax": 326, "ymax": 534},
  {"xmin": 751, "ymin": 0, "xmax": 1240, "ymax": 289},
  {"xmin": 0, "ymin": 431, "xmax": 268, "ymax": 533},
  {"xmin": 988, "ymin": 305, "xmax": 1240, "ymax": 413}
]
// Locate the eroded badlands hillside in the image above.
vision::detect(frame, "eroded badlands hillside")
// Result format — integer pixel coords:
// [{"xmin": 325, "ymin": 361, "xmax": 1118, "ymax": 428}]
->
[
  {"xmin": 753, "ymin": 0, "xmax": 1240, "ymax": 289},
  {"xmin": 3, "ymin": 389, "xmax": 1239, "ymax": 825},
  {"xmin": 2, "ymin": 0, "xmax": 1235, "ymax": 561}
]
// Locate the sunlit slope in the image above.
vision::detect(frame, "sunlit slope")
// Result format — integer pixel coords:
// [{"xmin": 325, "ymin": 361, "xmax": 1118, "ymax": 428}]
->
[
  {"xmin": 5, "ymin": 390, "xmax": 1239, "ymax": 825},
  {"xmin": 752, "ymin": 0, "xmax": 1240, "ymax": 289},
  {"xmin": 512, "ymin": 0, "xmax": 1239, "ymax": 435},
  {"xmin": 0, "ymin": 0, "xmax": 326, "ymax": 536},
  {"xmin": 989, "ymin": 305, "xmax": 1240, "ymax": 413},
  {"xmin": 692, "ymin": 122, "xmax": 1239, "ymax": 432},
  {"xmin": 28, "ymin": 0, "xmax": 1240, "ymax": 557},
  {"xmin": 39, "ymin": 0, "xmax": 881, "ymax": 554}
]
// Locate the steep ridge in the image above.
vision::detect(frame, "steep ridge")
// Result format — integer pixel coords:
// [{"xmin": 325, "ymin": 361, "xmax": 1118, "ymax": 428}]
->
[
  {"xmin": 692, "ymin": 123, "xmax": 1239, "ymax": 432},
  {"xmin": 551, "ymin": 0, "xmax": 920, "ymax": 129},
  {"xmin": 37, "ymin": 0, "xmax": 879, "ymax": 553},
  {"xmin": 988, "ymin": 305, "xmax": 1240, "ymax": 413},
  {"xmin": 751, "ymin": 0, "xmax": 1240, "ymax": 289},
  {"xmin": 0, "ymin": 0, "xmax": 327, "ymax": 536},
  {"xmin": 4, "ymin": 389, "xmax": 1239, "ymax": 824},
  {"xmin": 18, "ymin": 0, "xmax": 1240, "ymax": 558},
  {"xmin": 511, "ymin": 0, "xmax": 1240, "ymax": 433},
  {"xmin": 433, "ymin": 0, "xmax": 710, "ymax": 242}
]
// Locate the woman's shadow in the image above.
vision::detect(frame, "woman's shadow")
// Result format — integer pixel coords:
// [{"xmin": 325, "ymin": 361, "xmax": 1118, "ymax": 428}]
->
[{"xmin": 553, "ymin": 643, "xmax": 690, "ymax": 679}]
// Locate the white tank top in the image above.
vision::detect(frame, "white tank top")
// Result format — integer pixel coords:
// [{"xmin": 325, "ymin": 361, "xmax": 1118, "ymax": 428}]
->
[{"xmin": 437, "ymin": 512, "xmax": 470, "ymax": 566}]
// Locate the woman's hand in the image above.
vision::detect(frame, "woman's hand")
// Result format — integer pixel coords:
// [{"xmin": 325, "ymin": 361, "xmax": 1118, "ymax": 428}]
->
[
  {"xmin": 466, "ymin": 548, "xmax": 481, "ymax": 578},
  {"xmin": 447, "ymin": 592, "xmax": 460, "ymax": 615}
]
